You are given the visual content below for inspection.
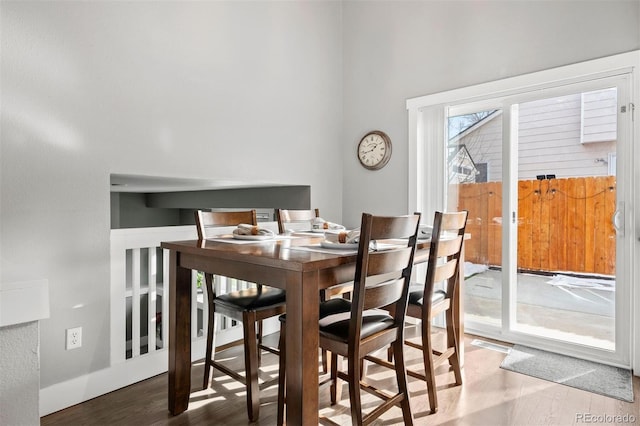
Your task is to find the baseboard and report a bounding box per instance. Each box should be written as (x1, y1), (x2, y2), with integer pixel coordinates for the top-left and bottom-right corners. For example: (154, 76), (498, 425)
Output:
(39, 338), (205, 417)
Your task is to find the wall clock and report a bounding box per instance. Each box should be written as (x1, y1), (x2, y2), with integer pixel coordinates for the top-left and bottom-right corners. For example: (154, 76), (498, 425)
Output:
(357, 130), (392, 170)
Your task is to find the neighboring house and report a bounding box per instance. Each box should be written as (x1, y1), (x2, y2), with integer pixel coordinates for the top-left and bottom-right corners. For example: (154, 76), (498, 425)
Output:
(449, 88), (617, 182)
(447, 144), (480, 183)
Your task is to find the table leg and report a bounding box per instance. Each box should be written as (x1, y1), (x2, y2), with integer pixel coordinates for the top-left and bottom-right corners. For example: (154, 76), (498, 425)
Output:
(285, 270), (320, 425)
(168, 250), (192, 415)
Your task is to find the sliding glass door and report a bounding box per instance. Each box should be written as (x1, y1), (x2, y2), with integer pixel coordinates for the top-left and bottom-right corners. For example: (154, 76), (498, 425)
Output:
(445, 74), (631, 365)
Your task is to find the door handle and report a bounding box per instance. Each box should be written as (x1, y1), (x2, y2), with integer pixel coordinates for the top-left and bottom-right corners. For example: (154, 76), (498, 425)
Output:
(612, 202), (624, 236)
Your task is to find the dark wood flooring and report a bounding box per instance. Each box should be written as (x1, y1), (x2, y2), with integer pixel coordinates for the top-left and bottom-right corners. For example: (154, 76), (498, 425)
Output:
(41, 327), (640, 425)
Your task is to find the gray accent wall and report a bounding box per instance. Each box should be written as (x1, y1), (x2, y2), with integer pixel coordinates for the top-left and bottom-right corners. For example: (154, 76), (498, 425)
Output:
(111, 185), (310, 228)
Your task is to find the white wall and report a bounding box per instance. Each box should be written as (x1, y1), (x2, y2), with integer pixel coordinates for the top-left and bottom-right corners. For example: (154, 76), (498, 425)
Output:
(1, 0), (343, 390)
(341, 0), (640, 228)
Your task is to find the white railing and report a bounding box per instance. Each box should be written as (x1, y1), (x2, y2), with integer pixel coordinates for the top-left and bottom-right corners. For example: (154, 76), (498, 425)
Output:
(110, 225), (278, 367)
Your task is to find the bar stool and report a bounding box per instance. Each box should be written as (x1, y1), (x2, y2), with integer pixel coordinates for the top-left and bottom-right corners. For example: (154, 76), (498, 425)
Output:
(195, 209), (286, 422)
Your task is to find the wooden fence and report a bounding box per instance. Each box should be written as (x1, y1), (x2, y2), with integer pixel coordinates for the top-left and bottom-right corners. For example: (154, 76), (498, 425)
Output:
(452, 176), (616, 276)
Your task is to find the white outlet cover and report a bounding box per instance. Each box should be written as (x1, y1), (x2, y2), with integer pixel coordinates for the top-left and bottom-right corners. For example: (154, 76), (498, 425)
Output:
(66, 327), (82, 350)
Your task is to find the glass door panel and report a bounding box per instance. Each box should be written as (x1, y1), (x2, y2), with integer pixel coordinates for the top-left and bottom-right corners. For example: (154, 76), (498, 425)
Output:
(513, 88), (617, 350)
(447, 109), (503, 328)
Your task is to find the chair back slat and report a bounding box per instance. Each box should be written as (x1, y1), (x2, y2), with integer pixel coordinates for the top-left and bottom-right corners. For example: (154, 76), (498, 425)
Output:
(276, 208), (320, 233)
(363, 278), (405, 311)
(366, 247), (414, 277)
(433, 258), (458, 284)
(436, 236), (464, 258)
(369, 217), (421, 240)
(195, 210), (257, 240)
(440, 212), (468, 230)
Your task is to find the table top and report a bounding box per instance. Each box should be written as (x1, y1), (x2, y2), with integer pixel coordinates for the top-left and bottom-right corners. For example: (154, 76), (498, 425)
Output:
(160, 233), (433, 272)
(160, 234), (361, 272)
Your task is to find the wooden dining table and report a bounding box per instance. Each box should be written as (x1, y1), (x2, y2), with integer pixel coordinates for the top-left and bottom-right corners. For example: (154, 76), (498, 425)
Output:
(161, 233), (465, 425)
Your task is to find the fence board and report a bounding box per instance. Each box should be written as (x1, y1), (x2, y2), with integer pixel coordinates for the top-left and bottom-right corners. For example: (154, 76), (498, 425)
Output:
(517, 180), (533, 268)
(457, 183), (483, 264)
(604, 176), (616, 274)
(593, 176), (606, 273)
(567, 178), (586, 271)
(547, 180), (559, 271)
(455, 176), (615, 276)
(531, 179), (542, 270)
(539, 179), (551, 270)
(558, 178), (568, 271)
(584, 177), (597, 273)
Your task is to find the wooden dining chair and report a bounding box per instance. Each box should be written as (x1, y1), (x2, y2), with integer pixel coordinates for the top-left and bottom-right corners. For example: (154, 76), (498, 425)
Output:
(194, 209), (286, 422)
(277, 212), (421, 425)
(275, 208), (320, 233)
(276, 207), (355, 375)
(400, 210), (468, 414)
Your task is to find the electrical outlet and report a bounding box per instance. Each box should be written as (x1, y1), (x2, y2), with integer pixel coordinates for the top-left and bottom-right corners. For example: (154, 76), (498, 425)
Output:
(66, 327), (82, 350)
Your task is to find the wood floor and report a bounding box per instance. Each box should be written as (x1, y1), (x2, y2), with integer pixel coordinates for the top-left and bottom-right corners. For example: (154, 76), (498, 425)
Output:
(42, 327), (640, 425)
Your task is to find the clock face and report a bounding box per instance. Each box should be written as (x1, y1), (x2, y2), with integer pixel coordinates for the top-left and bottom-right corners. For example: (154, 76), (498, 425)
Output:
(358, 131), (392, 170)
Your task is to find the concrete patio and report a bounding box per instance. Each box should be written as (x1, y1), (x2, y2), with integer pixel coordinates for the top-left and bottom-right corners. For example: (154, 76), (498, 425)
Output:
(464, 266), (615, 350)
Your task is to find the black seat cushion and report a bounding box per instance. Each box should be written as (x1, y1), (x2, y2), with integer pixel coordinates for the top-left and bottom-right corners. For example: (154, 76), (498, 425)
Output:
(279, 297), (351, 323)
(408, 284), (446, 307)
(320, 297), (352, 318)
(318, 308), (394, 343)
(215, 286), (286, 310)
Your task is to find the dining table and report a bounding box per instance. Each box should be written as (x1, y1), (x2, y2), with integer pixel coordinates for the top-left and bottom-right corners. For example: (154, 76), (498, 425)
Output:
(161, 232), (466, 425)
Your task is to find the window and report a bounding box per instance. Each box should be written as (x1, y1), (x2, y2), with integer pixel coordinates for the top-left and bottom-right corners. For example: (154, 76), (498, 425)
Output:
(581, 88), (617, 144)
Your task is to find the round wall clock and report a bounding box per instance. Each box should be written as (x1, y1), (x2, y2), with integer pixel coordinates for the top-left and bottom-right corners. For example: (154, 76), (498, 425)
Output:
(357, 130), (392, 170)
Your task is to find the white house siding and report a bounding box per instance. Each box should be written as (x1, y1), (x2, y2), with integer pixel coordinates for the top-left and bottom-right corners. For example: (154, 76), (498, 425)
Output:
(582, 88), (618, 144)
(459, 93), (616, 181)
(458, 113), (504, 182)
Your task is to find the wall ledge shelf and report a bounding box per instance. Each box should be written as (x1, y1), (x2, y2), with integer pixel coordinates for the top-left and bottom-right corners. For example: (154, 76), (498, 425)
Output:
(0, 280), (50, 327)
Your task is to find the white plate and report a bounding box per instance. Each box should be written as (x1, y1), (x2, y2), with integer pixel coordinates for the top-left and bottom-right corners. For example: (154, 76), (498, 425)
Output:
(418, 225), (433, 239)
(321, 240), (359, 250)
(313, 226), (346, 233)
(232, 233), (275, 241)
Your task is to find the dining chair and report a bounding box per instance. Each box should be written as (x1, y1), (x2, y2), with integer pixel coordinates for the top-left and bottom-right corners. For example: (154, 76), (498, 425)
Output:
(399, 210), (468, 414)
(276, 207), (348, 374)
(194, 209), (286, 422)
(277, 212), (421, 425)
(275, 208), (320, 233)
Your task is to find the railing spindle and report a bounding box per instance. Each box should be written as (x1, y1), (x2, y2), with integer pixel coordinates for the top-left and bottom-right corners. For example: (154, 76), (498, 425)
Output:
(131, 248), (141, 358)
(147, 247), (157, 354)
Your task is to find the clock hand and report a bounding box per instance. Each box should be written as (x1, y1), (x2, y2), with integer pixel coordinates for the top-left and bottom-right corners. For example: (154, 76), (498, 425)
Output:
(365, 142), (381, 153)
